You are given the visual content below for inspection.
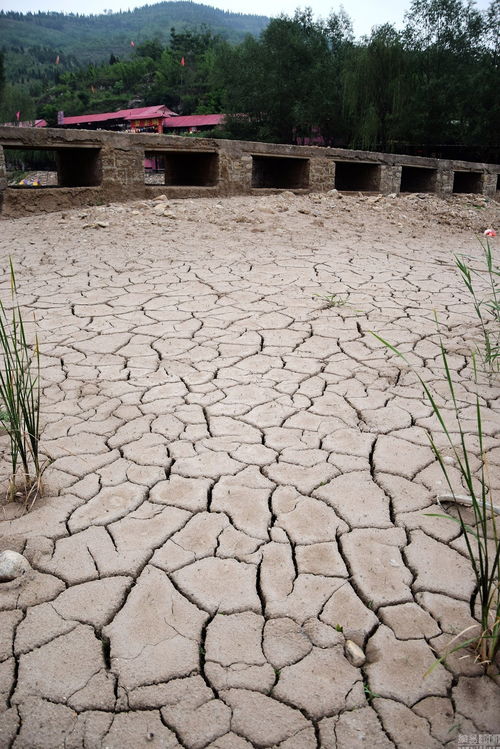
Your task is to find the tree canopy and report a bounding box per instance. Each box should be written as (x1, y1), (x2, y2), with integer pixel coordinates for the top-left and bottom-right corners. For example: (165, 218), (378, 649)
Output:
(217, 0), (499, 157)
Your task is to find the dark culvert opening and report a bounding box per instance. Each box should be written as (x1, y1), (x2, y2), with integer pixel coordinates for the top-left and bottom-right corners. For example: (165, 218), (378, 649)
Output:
(57, 148), (102, 187)
(452, 171), (483, 194)
(334, 161), (381, 191)
(149, 151), (219, 187)
(251, 155), (310, 189)
(5, 147), (102, 188)
(400, 166), (437, 193)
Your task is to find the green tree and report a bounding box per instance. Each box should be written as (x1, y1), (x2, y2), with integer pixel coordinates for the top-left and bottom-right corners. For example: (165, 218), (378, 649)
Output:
(343, 25), (406, 149)
(220, 10), (343, 143)
(401, 0), (488, 145)
(148, 27), (225, 113)
(0, 83), (36, 123)
(135, 38), (164, 60)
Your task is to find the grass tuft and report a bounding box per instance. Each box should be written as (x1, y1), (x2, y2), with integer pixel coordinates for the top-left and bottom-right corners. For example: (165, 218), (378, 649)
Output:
(0, 260), (46, 509)
(313, 291), (350, 308)
(455, 238), (499, 372)
(371, 328), (499, 668)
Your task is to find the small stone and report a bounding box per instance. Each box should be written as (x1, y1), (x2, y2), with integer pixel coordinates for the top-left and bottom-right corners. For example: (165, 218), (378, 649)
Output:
(0, 551), (31, 582)
(344, 640), (366, 667)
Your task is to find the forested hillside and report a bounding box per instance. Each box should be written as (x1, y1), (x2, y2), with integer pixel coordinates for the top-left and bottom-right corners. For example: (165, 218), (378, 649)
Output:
(0, 0), (499, 160)
(0, 1), (268, 119)
(0, 2), (268, 60)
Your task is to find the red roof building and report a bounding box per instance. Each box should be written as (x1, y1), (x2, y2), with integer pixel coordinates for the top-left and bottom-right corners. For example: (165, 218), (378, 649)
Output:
(59, 107), (225, 136)
(162, 114), (225, 134)
(62, 105), (177, 133)
(1, 110), (226, 136)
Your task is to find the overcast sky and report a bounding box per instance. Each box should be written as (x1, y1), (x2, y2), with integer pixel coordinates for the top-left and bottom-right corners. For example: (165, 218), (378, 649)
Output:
(0, 0), (493, 38)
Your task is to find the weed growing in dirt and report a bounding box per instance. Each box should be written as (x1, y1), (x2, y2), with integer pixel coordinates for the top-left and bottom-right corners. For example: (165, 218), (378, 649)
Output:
(0, 260), (45, 508)
(372, 330), (499, 668)
(362, 681), (380, 702)
(314, 292), (350, 308)
(455, 238), (499, 371)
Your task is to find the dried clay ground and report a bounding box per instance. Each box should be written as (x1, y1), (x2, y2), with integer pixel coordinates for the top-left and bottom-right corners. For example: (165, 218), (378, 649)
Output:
(0, 190), (499, 748)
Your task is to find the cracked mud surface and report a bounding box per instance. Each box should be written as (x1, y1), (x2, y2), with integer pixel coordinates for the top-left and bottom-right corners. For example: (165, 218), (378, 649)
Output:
(0, 190), (499, 748)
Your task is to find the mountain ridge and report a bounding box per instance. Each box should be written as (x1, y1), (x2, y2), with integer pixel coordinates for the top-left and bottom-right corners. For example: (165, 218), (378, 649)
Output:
(0, 2), (269, 65)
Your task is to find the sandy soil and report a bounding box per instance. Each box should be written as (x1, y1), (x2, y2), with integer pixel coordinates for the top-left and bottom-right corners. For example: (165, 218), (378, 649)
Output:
(0, 190), (499, 748)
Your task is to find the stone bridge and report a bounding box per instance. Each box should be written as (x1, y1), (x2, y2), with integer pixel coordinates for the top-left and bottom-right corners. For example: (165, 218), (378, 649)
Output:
(0, 126), (499, 217)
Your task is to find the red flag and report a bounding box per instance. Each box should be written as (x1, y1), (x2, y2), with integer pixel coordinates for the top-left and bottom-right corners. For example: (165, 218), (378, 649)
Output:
(16, 111), (20, 120)
(130, 40), (135, 47)
(55, 55), (60, 65)
(180, 56), (185, 66)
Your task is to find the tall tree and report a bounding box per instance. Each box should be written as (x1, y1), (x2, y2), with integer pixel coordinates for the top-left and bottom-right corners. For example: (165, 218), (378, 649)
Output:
(220, 10), (342, 143)
(148, 27), (225, 113)
(401, 0), (487, 145)
(342, 25), (406, 149)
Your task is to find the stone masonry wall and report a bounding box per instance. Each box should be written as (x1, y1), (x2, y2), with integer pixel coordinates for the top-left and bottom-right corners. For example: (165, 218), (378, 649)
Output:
(436, 166), (454, 195)
(309, 157), (336, 193)
(483, 172), (498, 196)
(379, 165), (402, 195)
(0, 126), (498, 217)
(101, 143), (146, 201)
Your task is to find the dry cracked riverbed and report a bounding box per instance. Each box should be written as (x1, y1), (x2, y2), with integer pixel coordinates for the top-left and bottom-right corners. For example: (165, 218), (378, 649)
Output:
(0, 190), (499, 748)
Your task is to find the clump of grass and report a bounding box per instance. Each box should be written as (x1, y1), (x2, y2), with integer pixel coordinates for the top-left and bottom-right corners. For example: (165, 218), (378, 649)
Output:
(372, 332), (499, 668)
(0, 260), (44, 509)
(455, 238), (499, 371)
(314, 291), (350, 308)
(363, 681), (381, 703)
